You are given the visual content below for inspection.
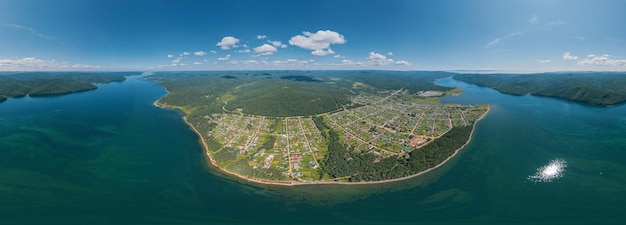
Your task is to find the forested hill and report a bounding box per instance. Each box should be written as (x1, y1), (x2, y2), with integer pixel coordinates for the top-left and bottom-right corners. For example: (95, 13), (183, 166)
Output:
(454, 72), (626, 106)
(0, 72), (128, 101)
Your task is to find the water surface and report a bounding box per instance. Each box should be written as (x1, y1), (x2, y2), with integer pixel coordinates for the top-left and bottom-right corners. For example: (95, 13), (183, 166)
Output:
(0, 76), (624, 224)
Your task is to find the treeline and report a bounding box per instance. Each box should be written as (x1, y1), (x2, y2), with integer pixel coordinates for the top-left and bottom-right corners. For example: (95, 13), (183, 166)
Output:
(320, 125), (473, 182)
(454, 72), (626, 105)
(345, 71), (455, 93)
(0, 72), (126, 99)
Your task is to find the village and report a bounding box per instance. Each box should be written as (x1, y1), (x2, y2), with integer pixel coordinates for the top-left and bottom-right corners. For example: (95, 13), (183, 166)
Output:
(205, 89), (488, 181)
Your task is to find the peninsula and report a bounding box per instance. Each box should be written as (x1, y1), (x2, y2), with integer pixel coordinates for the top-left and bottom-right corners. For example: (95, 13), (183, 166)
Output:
(151, 71), (489, 185)
(0, 72), (127, 101)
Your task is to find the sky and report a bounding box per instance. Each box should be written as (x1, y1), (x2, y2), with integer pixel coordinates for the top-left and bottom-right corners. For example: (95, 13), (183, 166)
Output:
(1, 0), (625, 72)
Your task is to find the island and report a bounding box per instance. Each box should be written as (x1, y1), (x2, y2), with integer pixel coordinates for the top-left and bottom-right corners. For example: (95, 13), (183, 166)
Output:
(0, 72), (128, 101)
(454, 72), (626, 106)
(150, 71), (489, 185)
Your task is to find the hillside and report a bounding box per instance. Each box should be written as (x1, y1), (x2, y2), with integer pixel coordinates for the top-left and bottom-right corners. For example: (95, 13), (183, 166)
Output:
(0, 72), (127, 100)
(454, 72), (626, 105)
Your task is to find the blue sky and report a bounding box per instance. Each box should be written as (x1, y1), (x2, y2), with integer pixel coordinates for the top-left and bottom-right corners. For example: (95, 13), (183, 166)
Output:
(1, 0), (625, 71)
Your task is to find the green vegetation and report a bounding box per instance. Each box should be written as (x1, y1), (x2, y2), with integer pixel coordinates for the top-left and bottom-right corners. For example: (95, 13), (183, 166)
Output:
(0, 72), (127, 100)
(320, 126), (472, 182)
(151, 71), (488, 184)
(454, 72), (626, 105)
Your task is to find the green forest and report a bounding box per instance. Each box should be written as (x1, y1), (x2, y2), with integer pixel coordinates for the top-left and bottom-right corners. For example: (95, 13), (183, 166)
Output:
(0, 72), (127, 101)
(454, 72), (626, 105)
(150, 70), (457, 117)
(319, 121), (473, 182)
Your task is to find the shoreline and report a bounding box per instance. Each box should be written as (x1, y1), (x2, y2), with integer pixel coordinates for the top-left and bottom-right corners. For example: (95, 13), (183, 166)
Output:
(153, 95), (491, 187)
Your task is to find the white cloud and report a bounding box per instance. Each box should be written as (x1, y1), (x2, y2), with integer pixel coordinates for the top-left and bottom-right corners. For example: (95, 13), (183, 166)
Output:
(366, 52), (394, 66)
(387, 51), (394, 56)
(577, 54), (626, 66)
(289, 30), (346, 55)
(0, 57), (102, 70)
(369, 52), (387, 60)
(269, 40), (287, 48)
(394, 60), (411, 66)
(563, 52), (578, 60)
(311, 49), (335, 56)
(236, 49), (251, 53)
(194, 62), (203, 65)
(257, 35), (267, 39)
(529, 15), (539, 24)
(194, 51), (207, 56)
(545, 21), (566, 26)
(172, 56), (183, 63)
(167, 54), (174, 58)
(182, 51), (191, 56)
(6, 23), (56, 40)
(270, 59), (311, 66)
(334, 54), (342, 58)
(216, 36), (240, 50)
(340, 59), (358, 65)
(536, 59), (551, 64)
(218, 54), (231, 61)
(210, 50), (217, 54)
(253, 44), (278, 55)
(486, 38), (501, 48)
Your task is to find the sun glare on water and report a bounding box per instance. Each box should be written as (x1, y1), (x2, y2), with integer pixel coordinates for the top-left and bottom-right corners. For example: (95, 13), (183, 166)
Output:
(527, 158), (567, 183)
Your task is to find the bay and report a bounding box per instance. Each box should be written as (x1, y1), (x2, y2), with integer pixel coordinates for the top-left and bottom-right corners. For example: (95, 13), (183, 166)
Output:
(0, 75), (624, 224)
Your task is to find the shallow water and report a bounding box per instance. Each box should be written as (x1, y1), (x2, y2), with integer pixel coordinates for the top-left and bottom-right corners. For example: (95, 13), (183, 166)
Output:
(0, 75), (624, 224)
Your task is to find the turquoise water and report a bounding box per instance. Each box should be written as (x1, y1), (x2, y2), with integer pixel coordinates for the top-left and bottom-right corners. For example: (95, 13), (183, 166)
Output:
(0, 75), (625, 224)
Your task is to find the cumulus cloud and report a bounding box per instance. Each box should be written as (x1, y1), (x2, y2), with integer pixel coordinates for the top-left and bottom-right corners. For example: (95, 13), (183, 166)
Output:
(194, 62), (203, 65)
(182, 51), (191, 56)
(236, 49), (251, 53)
(253, 44), (278, 55)
(387, 51), (394, 56)
(394, 60), (411, 66)
(194, 51), (207, 56)
(369, 52), (387, 60)
(257, 35), (267, 39)
(311, 49), (335, 56)
(210, 50), (217, 54)
(269, 40), (287, 48)
(216, 36), (240, 50)
(0, 57), (102, 70)
(563, 52), (578, 60)
(218, 54), (231, 61)
(365, 52), (394, 65)
(577, 54), (626, 66)
(334, 54), (342, 58)
(289, 30), (346, 56)
(167, 54), (174, 58)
